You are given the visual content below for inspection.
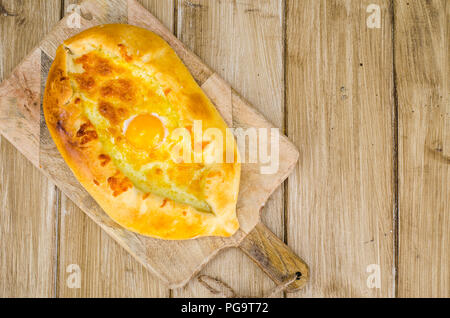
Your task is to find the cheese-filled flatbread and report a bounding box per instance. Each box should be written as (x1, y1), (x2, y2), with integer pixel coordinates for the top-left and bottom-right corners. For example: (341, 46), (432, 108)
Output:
(43, 24), (240, 240)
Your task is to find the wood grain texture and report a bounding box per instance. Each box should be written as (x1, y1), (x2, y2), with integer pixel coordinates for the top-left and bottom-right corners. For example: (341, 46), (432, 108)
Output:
(286, 0), (395, 297)
(0, 139), (59, 297)
(173, 0), (286, 297)
(0, 0), (61, 298)
(135, 0), (175, 32)
(56, 0), (173, 298)
(395, 0), (449, 298)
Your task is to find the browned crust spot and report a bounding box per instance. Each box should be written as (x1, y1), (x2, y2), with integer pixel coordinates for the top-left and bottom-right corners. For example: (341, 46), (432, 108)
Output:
(160, 198), (168, 208)
(100, 78), (135, 102)
(76, 122), (98, 145)
(107, 173), (133, 197)
(118, 44), (133, 62)
(73, 73), (96, 91)
(98, 154), (111, 167)
(75, 53), (115, 76)
(98, 100), (128, 125)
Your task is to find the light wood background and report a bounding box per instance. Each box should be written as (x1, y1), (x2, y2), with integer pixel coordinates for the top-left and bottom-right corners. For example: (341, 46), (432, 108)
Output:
(0, 0), (448, 298)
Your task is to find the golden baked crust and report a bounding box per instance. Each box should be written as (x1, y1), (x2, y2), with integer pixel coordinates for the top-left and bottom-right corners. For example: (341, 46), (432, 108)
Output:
(43, 24), (240, 240)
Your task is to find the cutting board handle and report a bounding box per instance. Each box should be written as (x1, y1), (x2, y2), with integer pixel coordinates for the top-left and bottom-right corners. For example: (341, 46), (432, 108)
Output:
(238, 222), (309, 293)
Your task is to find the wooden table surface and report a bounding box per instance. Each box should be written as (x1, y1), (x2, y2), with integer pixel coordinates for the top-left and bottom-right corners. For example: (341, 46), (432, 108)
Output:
(0, 0), (448, 298)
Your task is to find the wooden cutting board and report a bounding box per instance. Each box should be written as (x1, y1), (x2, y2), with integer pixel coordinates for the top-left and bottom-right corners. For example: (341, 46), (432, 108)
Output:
(0, 0), (308, 292)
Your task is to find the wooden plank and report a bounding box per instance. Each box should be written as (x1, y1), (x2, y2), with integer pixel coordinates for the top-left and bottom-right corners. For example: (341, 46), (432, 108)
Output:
(56, 0), (173, 297)
(0, 0), (61, 297)
(173, 0), (285, 297)
(0, 142), (59, 297)
(136, 0), (175, 31)
(395, 0), (449, 298)
(286, 0), (395, 297)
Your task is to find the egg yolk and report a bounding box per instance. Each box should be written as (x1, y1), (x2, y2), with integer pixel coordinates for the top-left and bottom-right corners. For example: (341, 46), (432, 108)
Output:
(124, 114), (166, 149)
